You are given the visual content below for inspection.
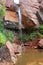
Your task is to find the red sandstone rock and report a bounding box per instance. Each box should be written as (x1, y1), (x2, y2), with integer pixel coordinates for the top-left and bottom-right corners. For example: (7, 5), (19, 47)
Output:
(38, 39), (43, 48)
(5, 0), (41, 27)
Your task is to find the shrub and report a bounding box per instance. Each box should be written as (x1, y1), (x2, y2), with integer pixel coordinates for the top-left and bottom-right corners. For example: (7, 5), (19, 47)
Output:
(0, 0), (5, 22)
(39, 25), (43, 34)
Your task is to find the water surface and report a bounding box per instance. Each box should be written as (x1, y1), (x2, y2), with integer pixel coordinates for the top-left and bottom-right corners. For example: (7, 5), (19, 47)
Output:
(16, 49), (43, 65)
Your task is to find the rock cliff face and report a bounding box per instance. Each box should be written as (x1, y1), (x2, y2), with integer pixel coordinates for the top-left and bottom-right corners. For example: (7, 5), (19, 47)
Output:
(20, 0), (40, 27)
(40, 0), (43, 8)
(4, 0), (43, 28)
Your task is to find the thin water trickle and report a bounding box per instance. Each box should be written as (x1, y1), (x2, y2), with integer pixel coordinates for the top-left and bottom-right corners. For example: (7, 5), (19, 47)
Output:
(18, 6), (22, 42)
(17, 5), (24, 55)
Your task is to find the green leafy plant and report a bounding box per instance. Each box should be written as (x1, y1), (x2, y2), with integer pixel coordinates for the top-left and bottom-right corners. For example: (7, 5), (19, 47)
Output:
(6, 31), (14, 43)
(37, 32), (43, 38)
(21, 33), (29, 42)
(39, 24), (43, 29)
(0, 30), (15, 47)
(39, 24), (43, 34)
(21, 31), (41, 42)
(29, 31), (39, 41)
(1, 30), (15, 43)
(0, 32), (7, 47)
(0, 22), (15, 47)
(0, 0), (6, 22)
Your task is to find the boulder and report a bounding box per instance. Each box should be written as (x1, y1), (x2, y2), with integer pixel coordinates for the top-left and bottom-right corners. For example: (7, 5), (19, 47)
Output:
(40, 0), (43, 8)
(0, 45), (11, 61)
(38, 39), (43, 48)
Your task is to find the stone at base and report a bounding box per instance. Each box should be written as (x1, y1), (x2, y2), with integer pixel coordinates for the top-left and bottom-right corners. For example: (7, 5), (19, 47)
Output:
(38, 39), (43, 48)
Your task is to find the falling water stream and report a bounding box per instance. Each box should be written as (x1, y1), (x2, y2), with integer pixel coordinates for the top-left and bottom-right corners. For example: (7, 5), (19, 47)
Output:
(17, 5), (23, 55)
(18, 6), (22, 42)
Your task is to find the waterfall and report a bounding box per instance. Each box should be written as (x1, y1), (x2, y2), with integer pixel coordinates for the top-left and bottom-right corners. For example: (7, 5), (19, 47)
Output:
(18, 6), (22, 42)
